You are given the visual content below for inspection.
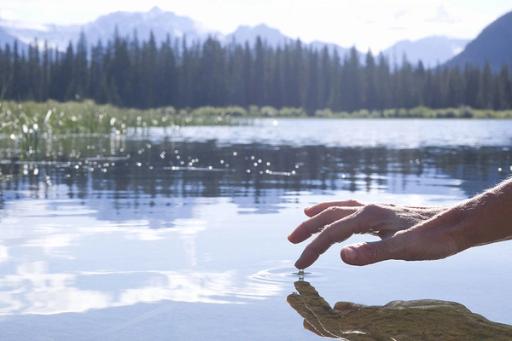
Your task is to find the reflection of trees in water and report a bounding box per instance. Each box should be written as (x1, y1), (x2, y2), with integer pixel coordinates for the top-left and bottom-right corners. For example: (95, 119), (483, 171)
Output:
(0, 138), (511, 221)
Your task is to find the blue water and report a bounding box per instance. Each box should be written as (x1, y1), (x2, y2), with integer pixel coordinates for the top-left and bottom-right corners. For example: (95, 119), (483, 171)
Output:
(0, 119), (511, 340)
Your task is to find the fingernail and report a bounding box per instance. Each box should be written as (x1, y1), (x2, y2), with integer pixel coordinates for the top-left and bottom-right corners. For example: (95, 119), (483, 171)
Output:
(288, 233), (297, 243)
(342, 247), (356, 262)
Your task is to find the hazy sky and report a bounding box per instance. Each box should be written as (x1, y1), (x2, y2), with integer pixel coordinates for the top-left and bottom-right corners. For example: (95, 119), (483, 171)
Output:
(1, 0), (511, 51)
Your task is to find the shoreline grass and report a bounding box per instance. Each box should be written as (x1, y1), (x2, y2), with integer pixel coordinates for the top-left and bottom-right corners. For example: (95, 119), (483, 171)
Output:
(0, 100), (511, 161)
(315, 107), (512, 119)
(1, 101), (512, 141)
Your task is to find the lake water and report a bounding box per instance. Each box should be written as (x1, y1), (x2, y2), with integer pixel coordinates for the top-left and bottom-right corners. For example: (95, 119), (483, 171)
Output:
(0, 119), (511, 340)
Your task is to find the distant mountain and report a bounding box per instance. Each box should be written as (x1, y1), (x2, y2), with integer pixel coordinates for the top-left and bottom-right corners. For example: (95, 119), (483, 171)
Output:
(0, 27), (25, 48)
(226, 24), (289, 46)
(2, 22), (81, 50)
(302, 41), (350, 58)
(383, 36), (468, 67)
(447, 11), (512, 70)
(226, 24), (351, 58)
(1, 7), (354, 58)
(0, 6), (477, 67)
(0, 7), (215, 49)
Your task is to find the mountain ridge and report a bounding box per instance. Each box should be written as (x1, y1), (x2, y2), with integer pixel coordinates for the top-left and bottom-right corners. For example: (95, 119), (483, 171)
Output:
(383, 35), (468, 66)
(446, 10), (512, 70)
(0, 6), (473, 66)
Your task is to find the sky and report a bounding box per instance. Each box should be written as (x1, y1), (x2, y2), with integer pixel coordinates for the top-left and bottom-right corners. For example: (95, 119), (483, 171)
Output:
(0, 0), (511, 51)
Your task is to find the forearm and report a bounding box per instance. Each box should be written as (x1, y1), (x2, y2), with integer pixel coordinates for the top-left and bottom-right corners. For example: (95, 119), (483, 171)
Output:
(384, 178), (512, 263)
(447, 178), (512, 251)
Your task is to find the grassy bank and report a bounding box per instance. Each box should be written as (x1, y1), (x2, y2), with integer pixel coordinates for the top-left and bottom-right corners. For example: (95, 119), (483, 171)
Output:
(316, 107), (512, 119)
(0, 100), (511, 161)
(0, 100), (242, 137)
(2, 101), (512, 140)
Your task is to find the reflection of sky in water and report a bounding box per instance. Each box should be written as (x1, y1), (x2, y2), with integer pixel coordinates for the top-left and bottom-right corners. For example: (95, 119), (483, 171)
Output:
(0, 197), (284, 315)
(0, 120), (511, 339)
(138, 119), (512, 148)
(0, 190), (462, 316)
(0, 189), (472, 315)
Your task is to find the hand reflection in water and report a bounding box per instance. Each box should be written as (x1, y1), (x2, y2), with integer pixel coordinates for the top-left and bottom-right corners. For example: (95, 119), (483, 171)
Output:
(287, 281), (512, 340)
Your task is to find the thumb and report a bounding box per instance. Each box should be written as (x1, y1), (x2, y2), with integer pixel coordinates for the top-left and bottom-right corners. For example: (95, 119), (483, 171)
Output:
(340, 235), (406, 266)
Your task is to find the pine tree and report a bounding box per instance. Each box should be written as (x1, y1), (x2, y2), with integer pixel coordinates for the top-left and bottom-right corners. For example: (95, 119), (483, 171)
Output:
(0, 33), (511, 112)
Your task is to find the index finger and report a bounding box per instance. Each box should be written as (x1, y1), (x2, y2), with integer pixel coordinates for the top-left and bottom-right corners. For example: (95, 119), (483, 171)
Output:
(295, 214), (363, 269)
(304, 200), (363, 217)
(288, 206), (357, 244)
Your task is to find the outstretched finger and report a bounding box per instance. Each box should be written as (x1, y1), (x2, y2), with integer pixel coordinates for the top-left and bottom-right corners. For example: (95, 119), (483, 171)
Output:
(304, 200), (363, 217)
(288, 206), (357, 244)
(294, 214), (363, 269)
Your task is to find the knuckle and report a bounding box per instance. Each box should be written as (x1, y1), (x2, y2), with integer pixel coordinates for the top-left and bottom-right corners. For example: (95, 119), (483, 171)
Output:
(305, 243), (323, 256)
(363, 243), (379, 262)
(361, 204), (385, 216)
(323, 224), (338, 239)
(324, 206), (342, 216)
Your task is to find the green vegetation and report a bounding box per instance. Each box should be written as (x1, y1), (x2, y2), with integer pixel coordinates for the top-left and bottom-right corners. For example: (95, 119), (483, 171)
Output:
(2, 33), (512, 112)
(0, 100), (237, 160)
(315, 106), (512, 119)
(0, 100), (236, 137)
(1, 100), (512, 141)
(1, 100), (511, 161)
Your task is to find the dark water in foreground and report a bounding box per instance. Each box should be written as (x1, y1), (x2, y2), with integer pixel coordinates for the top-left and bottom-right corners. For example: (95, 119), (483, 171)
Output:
(0, 119), (512, 340)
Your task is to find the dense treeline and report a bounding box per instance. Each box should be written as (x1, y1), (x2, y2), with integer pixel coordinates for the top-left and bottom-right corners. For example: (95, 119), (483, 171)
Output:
(1, 31), (511, 112)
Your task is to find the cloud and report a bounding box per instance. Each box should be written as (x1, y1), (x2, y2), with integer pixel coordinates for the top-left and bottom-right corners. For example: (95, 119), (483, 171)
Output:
(393, 9), (409, 20)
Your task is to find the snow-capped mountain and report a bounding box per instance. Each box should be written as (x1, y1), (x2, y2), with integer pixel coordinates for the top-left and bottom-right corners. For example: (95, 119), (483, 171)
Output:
(1, 7), (215, 49)
(226, 24), (289, 46)
(0, 6), (471, 67)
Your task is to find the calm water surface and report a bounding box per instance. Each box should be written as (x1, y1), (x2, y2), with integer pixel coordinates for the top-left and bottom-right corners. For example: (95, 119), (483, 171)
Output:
(0, 119), (511, 340)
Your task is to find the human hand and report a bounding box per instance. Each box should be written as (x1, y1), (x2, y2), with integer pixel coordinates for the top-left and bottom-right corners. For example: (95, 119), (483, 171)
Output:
(289, 179), (512, 268)
(288, 200), (447, 268)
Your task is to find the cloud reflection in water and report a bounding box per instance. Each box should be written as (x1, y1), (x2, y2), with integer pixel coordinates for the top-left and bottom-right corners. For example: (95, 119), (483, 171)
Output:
(0, 199), (282, 316)
(0, 267), (282, 315)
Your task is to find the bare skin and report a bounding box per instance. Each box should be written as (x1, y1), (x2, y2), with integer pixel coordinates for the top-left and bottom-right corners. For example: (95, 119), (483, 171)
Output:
(288, 178), (512, 269)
